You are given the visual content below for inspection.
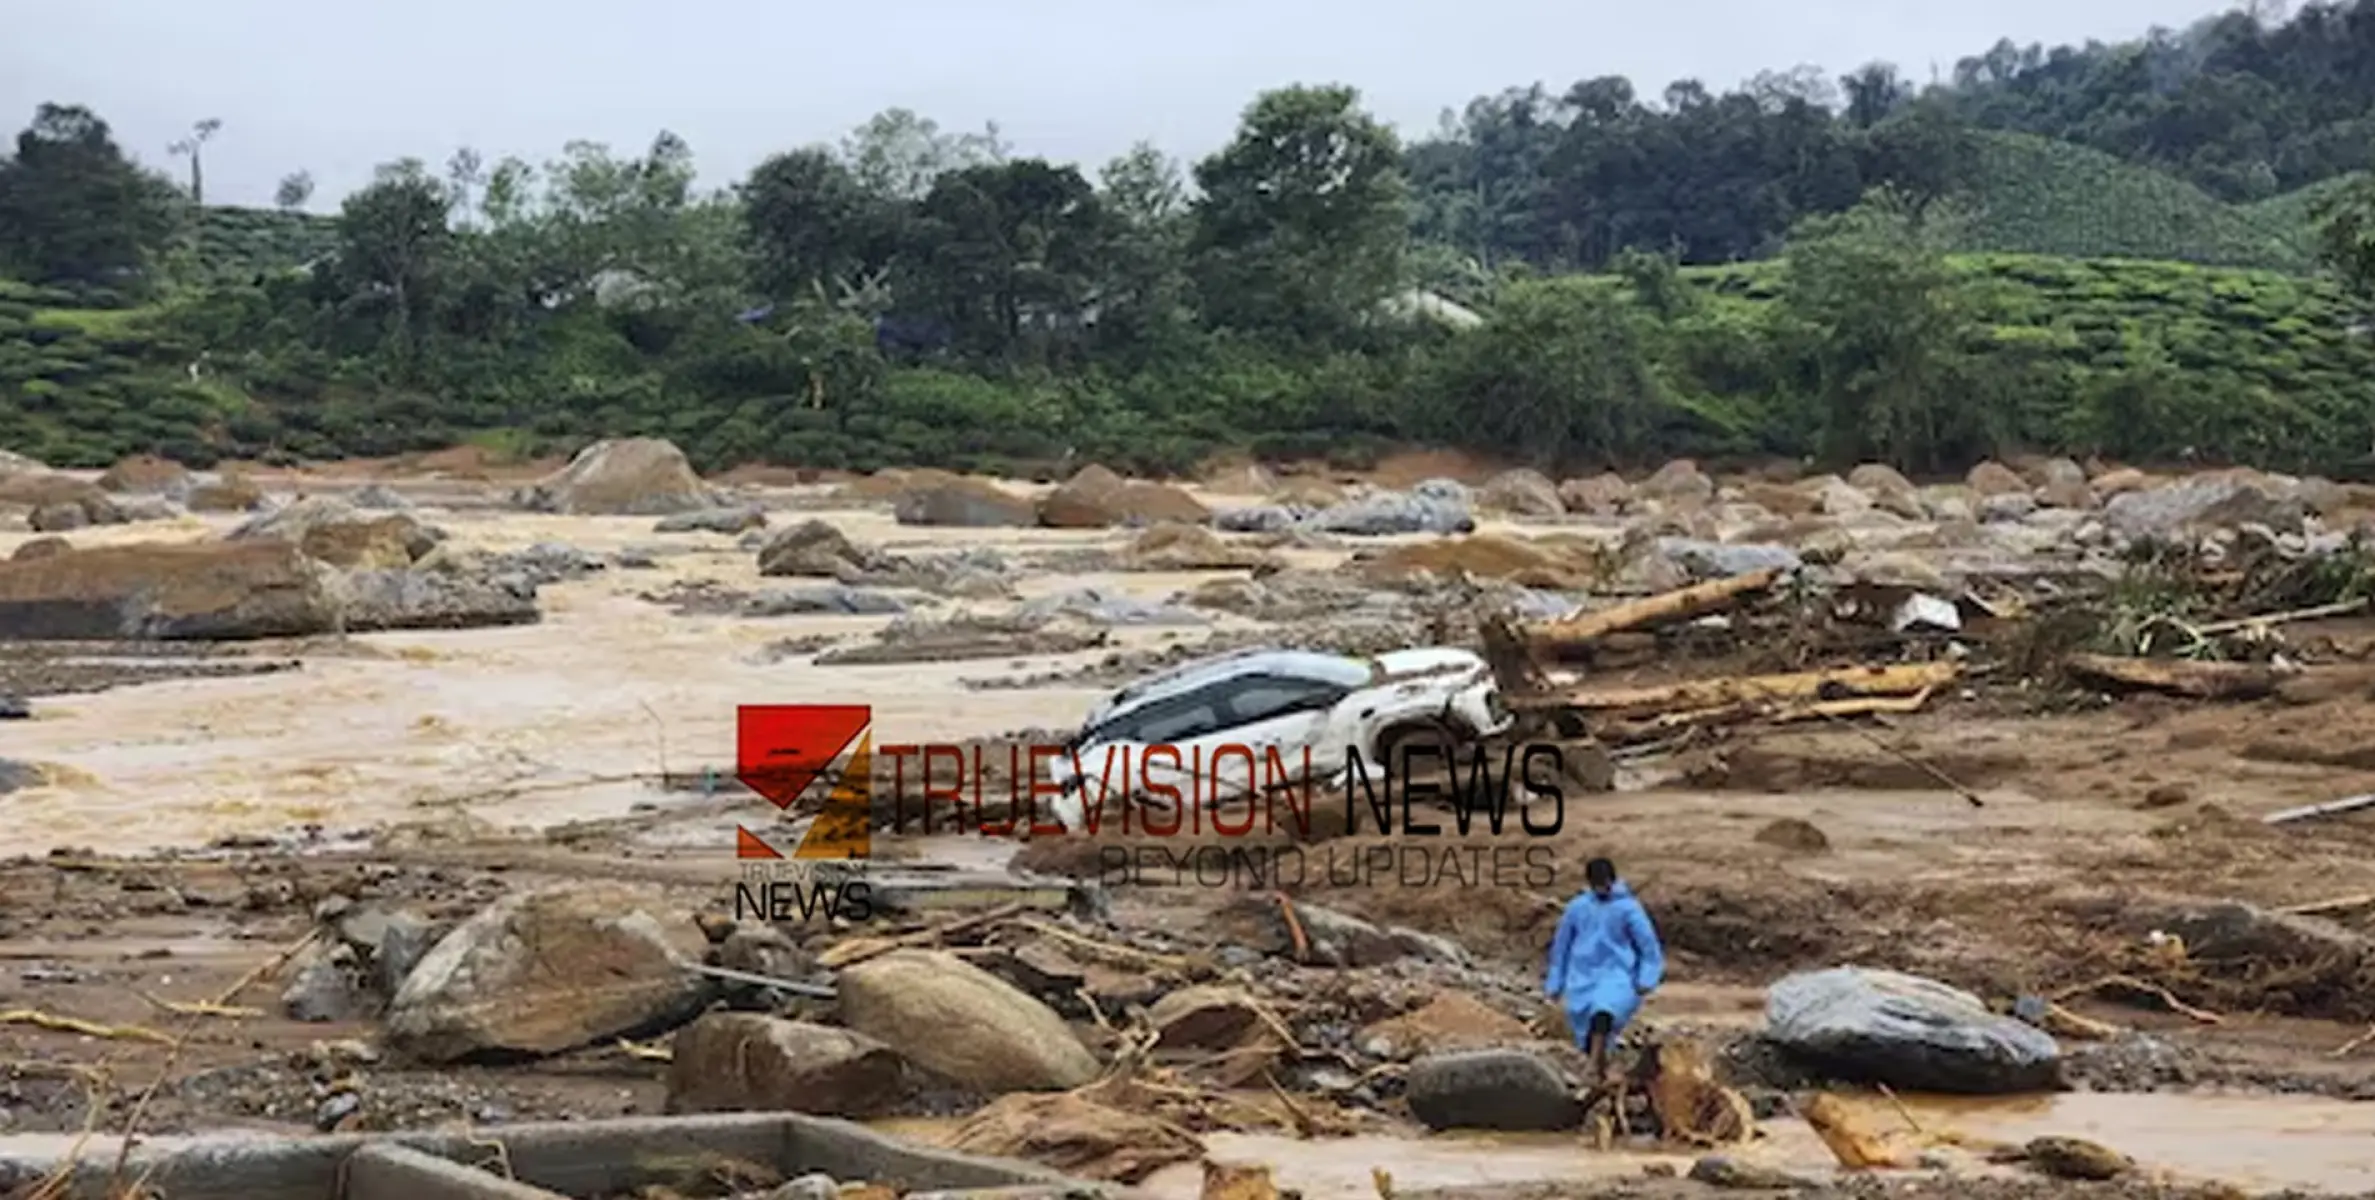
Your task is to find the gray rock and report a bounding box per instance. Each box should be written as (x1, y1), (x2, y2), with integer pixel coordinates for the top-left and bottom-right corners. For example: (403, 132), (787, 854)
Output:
(27, 503), (88, 532)
(769, 1174), (841, 1200)
(0, 759), (39, 793)
(1977, 493), (2037, 523)
(282, 944), (373, 1023)
(1653, 538), (1803, 579)
(350, 484), (411, 510)
(743, 585), (909, 617)
(2103, 479), (2309, 540)
(1404, 1049), (1581, 1131)
(1015, 587), (1208, 627)
(115, 496), (181, 522)
(0, 696), (26, 721)
(1765, 967), (2061, 1093)
(655, 505), (767, 535)
(1214, 505), (1309, 533)
(1308, 490), (1474, 536)
(338, 569), (541, 632)
(488, 542), (606, 585)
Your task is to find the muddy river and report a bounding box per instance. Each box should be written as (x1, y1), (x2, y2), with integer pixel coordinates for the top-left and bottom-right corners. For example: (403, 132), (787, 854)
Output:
(1157, 1092), (2375, 1197)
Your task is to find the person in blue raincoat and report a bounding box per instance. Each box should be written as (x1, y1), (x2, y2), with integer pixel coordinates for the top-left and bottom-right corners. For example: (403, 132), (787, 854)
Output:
(1544, 857), (1666, 1082)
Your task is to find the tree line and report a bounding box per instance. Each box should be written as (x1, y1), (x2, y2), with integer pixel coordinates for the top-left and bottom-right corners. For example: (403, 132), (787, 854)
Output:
(6, 0), (2375, 478)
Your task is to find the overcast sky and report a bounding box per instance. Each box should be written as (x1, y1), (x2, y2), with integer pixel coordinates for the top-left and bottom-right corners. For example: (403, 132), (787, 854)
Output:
(5, 0), (2242, 211)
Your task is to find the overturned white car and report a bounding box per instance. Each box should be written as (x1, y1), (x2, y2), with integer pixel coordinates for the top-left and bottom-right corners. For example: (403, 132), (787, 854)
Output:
(1044, 645), (1514, 832)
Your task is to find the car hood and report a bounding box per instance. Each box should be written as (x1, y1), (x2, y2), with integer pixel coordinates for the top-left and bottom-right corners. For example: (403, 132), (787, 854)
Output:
(1371, 647), (1485, 681)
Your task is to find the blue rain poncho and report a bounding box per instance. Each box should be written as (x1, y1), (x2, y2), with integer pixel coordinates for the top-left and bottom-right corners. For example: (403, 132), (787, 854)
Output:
(1543, 881), (1666, 1041)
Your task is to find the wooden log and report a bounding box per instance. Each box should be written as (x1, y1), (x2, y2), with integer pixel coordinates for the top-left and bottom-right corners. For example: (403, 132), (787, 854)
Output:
(1514, 661), (1959, 718)
(1527, 568), (1782, 648)
(2064, 653), (2288, 701)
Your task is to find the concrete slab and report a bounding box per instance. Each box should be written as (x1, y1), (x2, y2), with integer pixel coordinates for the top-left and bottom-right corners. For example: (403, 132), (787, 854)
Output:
(0, 1111), (1108, 1200)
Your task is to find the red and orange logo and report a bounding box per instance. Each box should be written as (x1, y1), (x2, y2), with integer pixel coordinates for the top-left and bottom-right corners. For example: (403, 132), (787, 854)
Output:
(735, 704), (872, 860)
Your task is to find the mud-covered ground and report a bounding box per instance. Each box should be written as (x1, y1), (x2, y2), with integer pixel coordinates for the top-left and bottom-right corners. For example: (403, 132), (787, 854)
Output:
(9, 447), (2375, 1197)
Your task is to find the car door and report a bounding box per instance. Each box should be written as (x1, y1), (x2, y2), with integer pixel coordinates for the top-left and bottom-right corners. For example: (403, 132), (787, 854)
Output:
(1204, 674), (1355, 803)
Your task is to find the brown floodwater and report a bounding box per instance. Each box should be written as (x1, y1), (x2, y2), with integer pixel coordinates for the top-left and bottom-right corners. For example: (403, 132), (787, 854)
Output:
(884, 1088), (2375, 1199)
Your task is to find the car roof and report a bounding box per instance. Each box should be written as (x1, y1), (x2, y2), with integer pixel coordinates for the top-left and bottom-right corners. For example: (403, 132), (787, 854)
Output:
(1081, 646), (1376, 730)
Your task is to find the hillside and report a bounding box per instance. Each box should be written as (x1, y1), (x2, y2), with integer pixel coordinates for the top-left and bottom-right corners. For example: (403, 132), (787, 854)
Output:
(1947, 132), (2316, 271)
(0, 281), (244, 467)
(1684, 252), (2375, 465)
(189, 206), (337, 282)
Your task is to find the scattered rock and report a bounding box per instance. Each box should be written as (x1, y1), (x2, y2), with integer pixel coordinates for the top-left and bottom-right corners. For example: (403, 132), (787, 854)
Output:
(1279, 901), (1407, 967)
(836, 949), (1100, 1092)
(1038, 466), (1211, 528)
(1559, 473), (1633, 515)
(1639, 460), (1714, 507)
(1967, 461), (2029, 497)
(28, 502), (90, 532)
(385, 885), (715, 1063)
(1687, 1156), (1815, 1190)
(1119, 523), (1277, 571)
(0, 540), (341, 641)
(1404, 1049), (1581, 1131)
(943, 1092), (1203, 1184)
(742, 584), (908, 617)
(655, 505), (767, 535)
(1478, 469), (1565, 517)
(336, 568), (541, 631)
(2023, 1136), (2131, 1181)
(2103, 478), (2309, 539)
(513, 438), (717, 515)
(1304, 485), (1474, 537)
(665, 1013), (912, 1118)
(185, 472), (268, 512)
(229, 496), (442, 570)
(895, 477), (1038, 528)
(1765, 967), (2062, 1093)
(1753, 818), (1830, 854)
(1652, 538), (1802, 579)
(1017, 587), (1207, 627)
(281, 943), (374, 1023)
(2138, 783), (2193, 810)
(0, 696), (27, 721)
(757, 519), (880, 577)
(350, 483), (411, 510)
(96, 455), (190, 495)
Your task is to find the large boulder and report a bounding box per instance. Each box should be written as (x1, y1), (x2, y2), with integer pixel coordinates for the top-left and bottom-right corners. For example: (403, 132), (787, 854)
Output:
(1638, 460), (1714, 507)
(385, 885), (715, 1063)
(97, 455), (191, 496)
(1306, 483), (1474, 537)
(229, 496), (442, 570)
(1119, 523), (1277, 571)
(335, 569), (540, 631)
(2103, 477), (2309, 539)
(1478, 469), (1565, 518)
(1764, 967), (2061, 1094)
(1038, 470), (1210, 529)
(757, 519), (883, 577)
(665, 1013), (912, 1118)
(895, 478), (1039, 528)
(836, 949), (1099, 1092)
(1404, 1049), (1581, 1131)
(513, 438), (715, 516)
(1559, 472), (1633, 516)
(0, 541), (341, 641)
(0, 449), (45, 477)
(1966, 461), (2029, 497)
(185, 471), (268, 513)
(0, 472), (124, 529)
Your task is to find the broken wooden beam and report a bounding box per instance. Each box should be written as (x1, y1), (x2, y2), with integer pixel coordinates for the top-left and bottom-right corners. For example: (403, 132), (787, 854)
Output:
(2063, 653), (2289, 701)
(1513, 661), (1958, 718)
(1527, 568), (1782, 648)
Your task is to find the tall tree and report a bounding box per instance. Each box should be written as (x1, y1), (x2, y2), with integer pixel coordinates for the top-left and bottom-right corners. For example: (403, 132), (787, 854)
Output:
(743, 146), (893, 301)
(1092, 141), (1194, 360)
(0, 103), (181, 289)
(1189, 84), (1412, 344)
(166, 117), (222, 204)
(333, 158), (456, 360)
(902, 158), (1111, 360)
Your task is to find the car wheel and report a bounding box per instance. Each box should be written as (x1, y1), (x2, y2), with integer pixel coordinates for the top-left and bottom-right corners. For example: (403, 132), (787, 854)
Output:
(1374, 717), (1468, 784)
